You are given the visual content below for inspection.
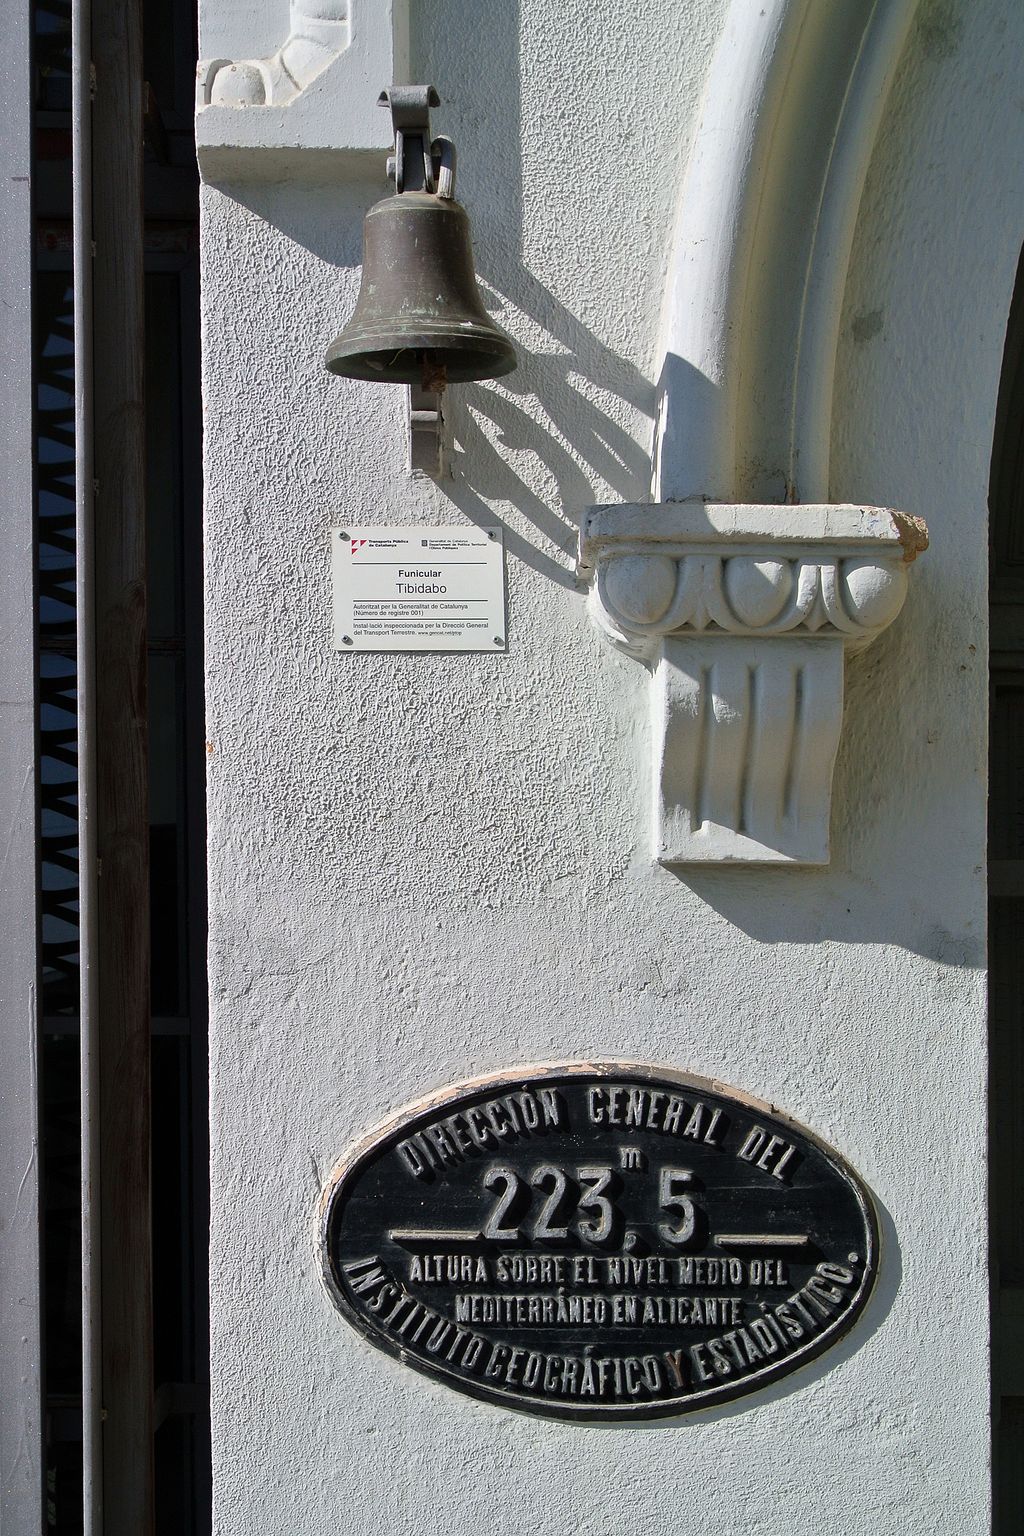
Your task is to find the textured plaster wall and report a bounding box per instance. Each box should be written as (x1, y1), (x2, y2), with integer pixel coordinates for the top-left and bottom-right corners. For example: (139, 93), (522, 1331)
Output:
(201, 1), (1014, 1531)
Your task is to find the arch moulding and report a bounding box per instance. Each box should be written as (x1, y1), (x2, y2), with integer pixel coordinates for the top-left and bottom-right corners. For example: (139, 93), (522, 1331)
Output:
(580, 0), (926, 866)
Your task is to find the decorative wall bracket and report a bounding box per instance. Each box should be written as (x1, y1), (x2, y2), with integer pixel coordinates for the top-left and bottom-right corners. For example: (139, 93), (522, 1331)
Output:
(579, 503), (928, 865)
(195, 1), (409, 182)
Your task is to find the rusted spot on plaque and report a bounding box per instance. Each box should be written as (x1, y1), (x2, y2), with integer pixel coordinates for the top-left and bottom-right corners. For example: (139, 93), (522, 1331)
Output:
(319, 1063), (879, 1420)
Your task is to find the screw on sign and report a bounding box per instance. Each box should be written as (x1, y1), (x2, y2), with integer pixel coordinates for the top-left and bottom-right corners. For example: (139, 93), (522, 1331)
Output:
(319, 1063), (879, 1421)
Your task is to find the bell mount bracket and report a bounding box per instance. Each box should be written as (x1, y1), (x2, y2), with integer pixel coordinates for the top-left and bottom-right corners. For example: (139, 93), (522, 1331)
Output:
(379, 84), (454, 476)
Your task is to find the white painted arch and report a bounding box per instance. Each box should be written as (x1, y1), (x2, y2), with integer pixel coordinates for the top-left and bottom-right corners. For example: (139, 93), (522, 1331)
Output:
(654, 0), (919, 505)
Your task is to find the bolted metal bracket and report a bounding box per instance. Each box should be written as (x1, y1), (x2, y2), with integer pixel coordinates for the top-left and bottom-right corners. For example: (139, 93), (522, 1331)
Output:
(380, 85), (438, 193)
(408, 385), (448, 478)
(380, 86), (453, 479)
(380, 86), (457, 200)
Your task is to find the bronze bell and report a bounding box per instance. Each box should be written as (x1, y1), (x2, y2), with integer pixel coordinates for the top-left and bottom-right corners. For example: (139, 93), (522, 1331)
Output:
(325, 86), (517, 388)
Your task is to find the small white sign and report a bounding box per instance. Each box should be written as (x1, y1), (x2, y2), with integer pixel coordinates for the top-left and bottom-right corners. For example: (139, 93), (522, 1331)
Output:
(332, 525), (506, 652)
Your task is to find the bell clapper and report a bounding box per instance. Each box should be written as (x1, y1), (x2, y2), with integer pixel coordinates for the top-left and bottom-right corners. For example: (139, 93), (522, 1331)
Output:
(421, 356), (448, 396)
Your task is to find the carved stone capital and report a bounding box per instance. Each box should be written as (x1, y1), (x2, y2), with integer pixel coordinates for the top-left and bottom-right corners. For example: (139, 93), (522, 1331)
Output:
(579, 504), (927, 865)
(581, 503), (927, 661)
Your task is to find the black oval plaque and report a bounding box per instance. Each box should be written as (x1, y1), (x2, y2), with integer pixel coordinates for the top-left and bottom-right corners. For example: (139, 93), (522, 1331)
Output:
(320, 1062), (879, 1420)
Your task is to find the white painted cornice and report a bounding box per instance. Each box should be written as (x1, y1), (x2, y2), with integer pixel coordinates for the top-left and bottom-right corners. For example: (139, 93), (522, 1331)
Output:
(195, 0), (409, 182)
(198, 2), (349, 110)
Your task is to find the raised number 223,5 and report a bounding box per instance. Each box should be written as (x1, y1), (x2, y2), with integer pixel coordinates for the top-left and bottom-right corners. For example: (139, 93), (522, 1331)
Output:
(480, 1163), (697, 1247)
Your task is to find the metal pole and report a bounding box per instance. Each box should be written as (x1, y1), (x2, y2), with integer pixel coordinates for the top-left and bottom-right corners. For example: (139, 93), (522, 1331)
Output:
(0, 3), (44, 1529)
(71, 0), (103, 1528)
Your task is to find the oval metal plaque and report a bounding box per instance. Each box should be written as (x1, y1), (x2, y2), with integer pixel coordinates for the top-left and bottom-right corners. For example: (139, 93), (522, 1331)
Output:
(320, 1063), (879, 1420)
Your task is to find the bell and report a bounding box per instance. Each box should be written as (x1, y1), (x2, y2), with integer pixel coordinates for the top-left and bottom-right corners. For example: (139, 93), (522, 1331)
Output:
(325, 86), (517, 388)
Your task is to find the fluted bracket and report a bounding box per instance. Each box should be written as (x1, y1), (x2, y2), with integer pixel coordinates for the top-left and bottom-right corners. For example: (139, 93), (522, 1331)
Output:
(580, 503), (927, 865)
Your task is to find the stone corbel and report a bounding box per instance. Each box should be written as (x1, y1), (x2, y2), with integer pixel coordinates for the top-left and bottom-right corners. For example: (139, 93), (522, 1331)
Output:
(579, 503), (927, 866)
(195, 1), (409, 181)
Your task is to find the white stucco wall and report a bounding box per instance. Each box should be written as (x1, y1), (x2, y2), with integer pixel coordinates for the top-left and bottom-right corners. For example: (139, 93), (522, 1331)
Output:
(200, 1), (1019, 1530)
